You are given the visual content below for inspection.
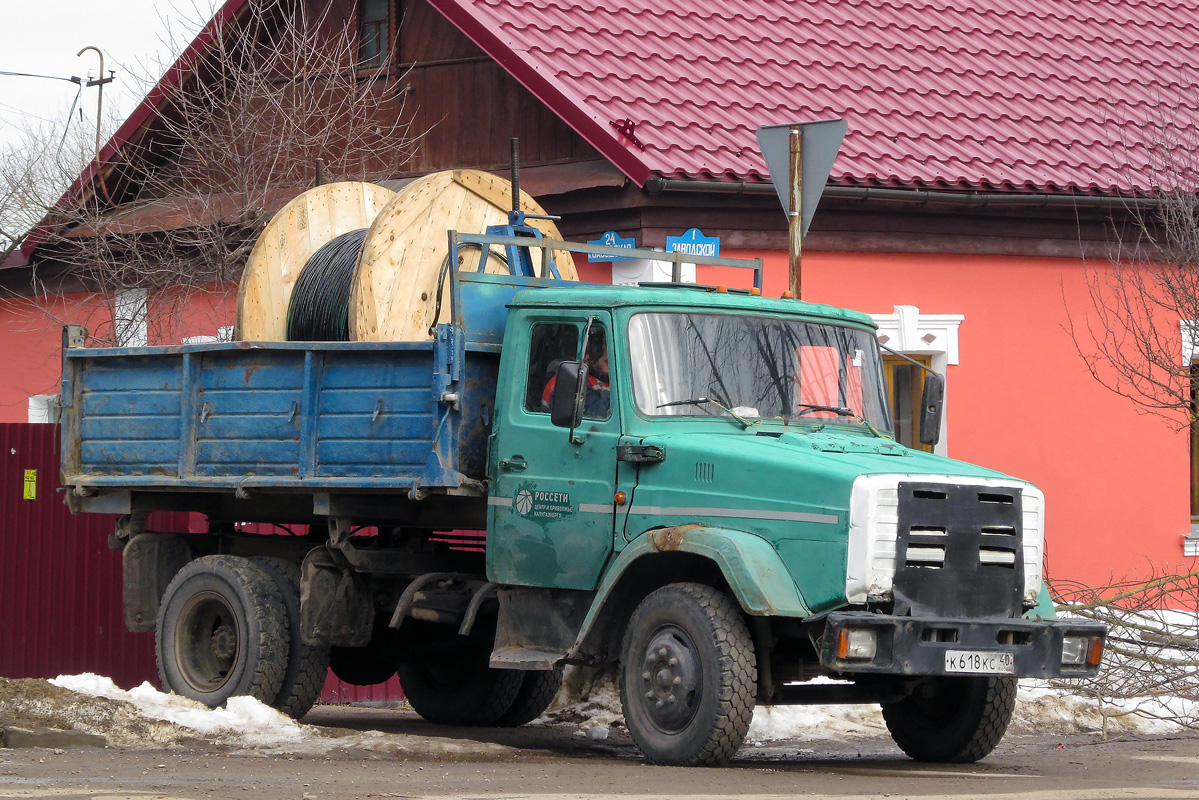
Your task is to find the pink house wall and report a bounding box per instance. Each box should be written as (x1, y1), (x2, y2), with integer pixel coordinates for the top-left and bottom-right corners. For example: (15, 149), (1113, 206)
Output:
(1, 249), (1189, 590)
(700, 248), (1192, 589)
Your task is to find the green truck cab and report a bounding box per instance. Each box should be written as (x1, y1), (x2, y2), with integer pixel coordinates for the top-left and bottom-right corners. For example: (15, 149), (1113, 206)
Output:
(483, 282), (1103, 764)
(60, 232), (1104, 768)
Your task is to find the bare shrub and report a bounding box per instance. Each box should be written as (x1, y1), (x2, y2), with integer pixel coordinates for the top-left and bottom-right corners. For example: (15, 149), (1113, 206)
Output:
(1050, 568), (1199, 736)
(7, 0), (419, 345)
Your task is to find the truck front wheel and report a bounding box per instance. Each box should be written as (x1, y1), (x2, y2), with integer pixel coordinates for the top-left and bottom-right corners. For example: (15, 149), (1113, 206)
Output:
(619, 583), (756, 766)
(882, 675), (1016, 762)
(156, 555), (289, 707)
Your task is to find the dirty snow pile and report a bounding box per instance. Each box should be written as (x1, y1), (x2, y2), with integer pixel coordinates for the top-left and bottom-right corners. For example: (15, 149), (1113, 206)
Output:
(3, 674), (511, 757)
(537, 672), (1198, 745)
(4, 670), (1196, 754)
(48, 674), (312, 748)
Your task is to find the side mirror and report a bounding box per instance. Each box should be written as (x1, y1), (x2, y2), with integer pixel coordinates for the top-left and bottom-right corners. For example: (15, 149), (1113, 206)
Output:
(918, 372), (944, 446)
(550, 361), (587, 428)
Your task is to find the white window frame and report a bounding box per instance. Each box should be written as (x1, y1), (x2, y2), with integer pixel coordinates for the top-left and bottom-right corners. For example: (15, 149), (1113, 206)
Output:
(1181, 320), (1199, 555)
(113, 288), (149, 347)
(28, 394), (59, 423)
(870, 305), (963, 456)
(610, 250), (697, 285)
(182, 326), (234, 346)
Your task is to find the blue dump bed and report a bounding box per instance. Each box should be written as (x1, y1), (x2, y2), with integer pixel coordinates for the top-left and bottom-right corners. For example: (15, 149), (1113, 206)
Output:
(59, 266), (592, 496)
(60, 331), (498, 495)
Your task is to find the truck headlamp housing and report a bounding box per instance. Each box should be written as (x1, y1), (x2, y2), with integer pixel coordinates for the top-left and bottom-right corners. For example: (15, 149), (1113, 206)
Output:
(1061, 635), (1087, 665)
(837, 628), (878, 661)
(1062, 634), (1105, 667)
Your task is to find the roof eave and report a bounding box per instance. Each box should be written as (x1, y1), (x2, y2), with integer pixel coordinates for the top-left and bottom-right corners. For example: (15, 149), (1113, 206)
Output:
(425, 0), (651, 187)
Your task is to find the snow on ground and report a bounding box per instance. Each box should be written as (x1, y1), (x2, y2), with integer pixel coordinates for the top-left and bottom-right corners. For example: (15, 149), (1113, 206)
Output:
(0, 671), (1193, 753)
(537, 673), (1194, 745)
(49, 674), (311, 748)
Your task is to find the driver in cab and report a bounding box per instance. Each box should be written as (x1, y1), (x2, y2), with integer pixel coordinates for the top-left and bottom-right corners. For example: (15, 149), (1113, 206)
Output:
(542, 333), (610, 418)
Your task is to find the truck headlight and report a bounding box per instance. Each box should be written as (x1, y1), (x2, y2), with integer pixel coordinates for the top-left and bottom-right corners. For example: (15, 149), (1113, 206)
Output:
(837, 628), (878, 660)
(1062, 634), (1104, 667)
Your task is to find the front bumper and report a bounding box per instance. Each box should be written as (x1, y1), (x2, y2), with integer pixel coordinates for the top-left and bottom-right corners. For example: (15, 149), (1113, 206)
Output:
(820, 611), (1106, 679)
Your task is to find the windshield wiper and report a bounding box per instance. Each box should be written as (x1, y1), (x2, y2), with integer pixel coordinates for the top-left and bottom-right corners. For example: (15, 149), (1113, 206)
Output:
(657, 397), (759, 430)
(788, 404), (889, 439)
(792, 403), (855, 418)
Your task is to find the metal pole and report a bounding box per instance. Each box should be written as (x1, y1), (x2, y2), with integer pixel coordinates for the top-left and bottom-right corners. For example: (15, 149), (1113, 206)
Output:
(77, 47), (114, 164)
(510, 138), (521, 215)
(788, 125), (803, 299)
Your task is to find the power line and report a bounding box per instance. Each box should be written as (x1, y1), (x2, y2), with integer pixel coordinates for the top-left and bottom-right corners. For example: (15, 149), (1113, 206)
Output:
(0, 70), (82, 85)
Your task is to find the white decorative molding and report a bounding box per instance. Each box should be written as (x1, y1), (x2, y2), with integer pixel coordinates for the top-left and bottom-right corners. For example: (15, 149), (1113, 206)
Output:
(871, 305), (963, 364)
(1181, 320), (1199, 366)
(869, 305), (964, 457)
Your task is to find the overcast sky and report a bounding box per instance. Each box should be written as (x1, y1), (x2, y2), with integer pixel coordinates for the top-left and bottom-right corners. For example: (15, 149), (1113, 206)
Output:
(1, 0), (220, 148)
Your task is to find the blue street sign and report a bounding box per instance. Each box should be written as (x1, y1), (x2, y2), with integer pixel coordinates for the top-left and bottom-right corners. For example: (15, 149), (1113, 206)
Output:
(666, 228), (720, 258)
(587, 231), (637, 261)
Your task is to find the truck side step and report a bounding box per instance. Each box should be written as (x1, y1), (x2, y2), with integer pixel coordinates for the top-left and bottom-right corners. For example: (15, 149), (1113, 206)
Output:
(489, 646), (562, 670)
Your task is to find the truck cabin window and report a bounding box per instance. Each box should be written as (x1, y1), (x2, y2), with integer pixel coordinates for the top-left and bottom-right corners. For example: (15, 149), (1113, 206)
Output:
(628, 312), (890, 432)
(525, 323), (611, 420)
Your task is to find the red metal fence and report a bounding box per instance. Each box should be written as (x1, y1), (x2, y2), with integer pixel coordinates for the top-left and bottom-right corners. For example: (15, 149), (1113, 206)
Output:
(0, 423), (403, 705)
(0, 423), (156, 687)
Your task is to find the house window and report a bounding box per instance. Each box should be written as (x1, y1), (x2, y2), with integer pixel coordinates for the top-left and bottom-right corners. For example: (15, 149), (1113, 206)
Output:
(883, 354), (933, 452)
(870, 304), (962, 456)
(358, 0), (391, 67)
(1179, 322), (1199, 555)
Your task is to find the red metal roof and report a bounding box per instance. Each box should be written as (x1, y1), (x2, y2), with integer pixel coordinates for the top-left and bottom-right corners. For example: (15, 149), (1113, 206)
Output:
(428, 0), (1199, 194)
(10, 0), (1196, 270)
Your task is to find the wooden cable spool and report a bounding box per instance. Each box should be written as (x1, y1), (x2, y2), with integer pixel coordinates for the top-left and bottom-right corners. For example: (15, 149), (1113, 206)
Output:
(234, 181), (397, 341)
(349, 169), (578, 342)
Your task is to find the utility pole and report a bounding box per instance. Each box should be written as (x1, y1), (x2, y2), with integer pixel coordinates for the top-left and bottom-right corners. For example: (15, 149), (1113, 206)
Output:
(77, 46), (115, 163)
(788, 125), (803, 299)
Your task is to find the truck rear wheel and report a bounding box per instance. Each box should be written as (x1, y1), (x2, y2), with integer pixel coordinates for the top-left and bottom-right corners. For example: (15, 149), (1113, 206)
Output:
(882, 675), (1016, 762)
(156, 555), (289, 707)
(329, 622), (400, 685)
(495, 668), (563, 727)
(250, 557), (331, 719)
(397, 627), (523, 726)
(619, 583), (756, 766)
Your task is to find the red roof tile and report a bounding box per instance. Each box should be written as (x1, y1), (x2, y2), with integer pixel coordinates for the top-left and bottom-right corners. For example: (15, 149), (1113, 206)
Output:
(429, 0), (1199, 193)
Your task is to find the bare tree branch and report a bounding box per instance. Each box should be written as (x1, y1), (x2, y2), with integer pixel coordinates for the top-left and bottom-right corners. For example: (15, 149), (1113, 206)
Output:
(9, 0), (418, 346)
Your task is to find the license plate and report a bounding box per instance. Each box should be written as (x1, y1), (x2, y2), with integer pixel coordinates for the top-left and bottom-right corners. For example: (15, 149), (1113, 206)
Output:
(944, 650), (1014, 675)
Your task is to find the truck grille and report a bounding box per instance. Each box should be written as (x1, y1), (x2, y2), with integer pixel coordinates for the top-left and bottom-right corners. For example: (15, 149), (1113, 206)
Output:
(892, 482), (1025, 618)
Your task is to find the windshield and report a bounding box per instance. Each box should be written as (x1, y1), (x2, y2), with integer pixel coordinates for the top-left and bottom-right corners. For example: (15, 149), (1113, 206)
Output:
(628, 311), (891, 431)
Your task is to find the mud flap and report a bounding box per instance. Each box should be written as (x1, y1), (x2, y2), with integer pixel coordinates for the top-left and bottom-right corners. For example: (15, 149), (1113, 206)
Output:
(122, 533), (191, 632)
(301, 547), (373, 647)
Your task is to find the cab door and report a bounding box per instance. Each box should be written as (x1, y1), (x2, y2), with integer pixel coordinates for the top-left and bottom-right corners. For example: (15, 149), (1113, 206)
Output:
(487, 314), (619, 590)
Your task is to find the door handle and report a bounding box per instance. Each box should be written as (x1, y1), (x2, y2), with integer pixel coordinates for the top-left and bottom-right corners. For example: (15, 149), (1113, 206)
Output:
(500, 455), (528, 472)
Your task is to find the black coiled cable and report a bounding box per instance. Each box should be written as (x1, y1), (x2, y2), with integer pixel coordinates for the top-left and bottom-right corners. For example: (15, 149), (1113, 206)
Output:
(286, 228), (369, 341)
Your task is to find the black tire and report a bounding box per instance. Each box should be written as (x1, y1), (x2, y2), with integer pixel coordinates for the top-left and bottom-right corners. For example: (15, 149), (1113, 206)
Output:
(329, 625), (400, 686)
(619, 582), (756, 766)
(250, 557), (331, 719)
(882, 675), (1016, 763)
(495, 667), (563, 728)
(156, 555), (289, 707)
(398, 628), (523, 726)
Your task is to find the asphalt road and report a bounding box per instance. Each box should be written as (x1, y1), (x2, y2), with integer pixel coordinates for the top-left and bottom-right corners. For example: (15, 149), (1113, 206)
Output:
(2, 705), (1199, 800)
